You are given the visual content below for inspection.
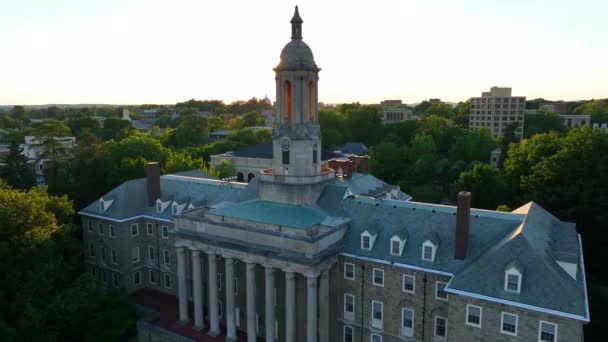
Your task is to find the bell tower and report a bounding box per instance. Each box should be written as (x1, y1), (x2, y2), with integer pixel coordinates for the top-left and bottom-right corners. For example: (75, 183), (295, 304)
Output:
(272, 6), (321, 178)
(259, 6), (334, 206)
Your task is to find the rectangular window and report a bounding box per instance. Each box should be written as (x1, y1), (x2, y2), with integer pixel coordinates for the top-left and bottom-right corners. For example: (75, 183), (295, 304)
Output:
(436, 281), (448, 300)
(391, 240), (400, 255)
(148, 246), (155, 264)
(282, 150), (289, 165)
(111, 248), (117, 264)
(100, 246), (106, 264)
(312, 149), (318, 164)
(434, 316), (447, 338)
(161, 225), (169, 239)
(147, 223), (153, 235)
(371, 301), (383, 329)
(130, 224), (138, 237)
(112, 273), (119, 288)
(132, 247), (140, 263)
(402, 274), (415, 293)
(344, 262), (355, 280)
(539, 321), (557, 342)
(371, 334), (382, 342)
(149, 270), (156, 284)
(163, 249), (170, 267)
(164, 274), (171, 288)
(109, 224), (115, 238)
(88, 221), (93, 232)
(344, 294), (354, 321)
(466, 304), (482, 327)
(501, 312), (518, 336)
(98, 223), (104, 235)
(134, 271), (141, 285)
(218, 273), (222, 291)
(361, 235), (370, 250)
(89, 243), (95, 257)
(343, 326), (353, 342)
(234, 277), (239, 296)
(373, 268), (384, 287)
(423, 245), (434, 261)
(507, 274), (519, 292)
(402, 308), (414, 337)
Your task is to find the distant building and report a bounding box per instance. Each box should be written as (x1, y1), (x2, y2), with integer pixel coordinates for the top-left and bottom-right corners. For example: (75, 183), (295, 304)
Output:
(428, 98), (441, 104)
(380, 99), (402, 106)
(132, 119), (156, 132)
(263, 95), (273, 106)
(261, 109), (275, 126)
(593, 123), (608, 133)
(540, 102), (569, 115)
(334, 142), (368, 156)
(382, 106), (417, 124)
(22, 135), (76, 185)
(490, 147), (502, 169)
(469, 87), (526, 139)
(121, 108), (131, 121)
(560, 115), (590, 129)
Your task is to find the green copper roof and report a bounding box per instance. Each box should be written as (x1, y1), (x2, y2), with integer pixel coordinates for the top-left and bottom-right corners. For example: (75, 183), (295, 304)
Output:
(208, 200), (327, 230)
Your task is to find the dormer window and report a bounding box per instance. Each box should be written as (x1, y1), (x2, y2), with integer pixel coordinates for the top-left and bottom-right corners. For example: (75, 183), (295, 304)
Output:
(504, 264), (523, 294)
(100, 201), (105, 212)
(156, 199), (163, 213)
(422, 240), (437, 261)
(172, 203), (178, 215)
(390, 234), (407, 256)
(361, 230), (377, 251)
(99, 198), (113, 213)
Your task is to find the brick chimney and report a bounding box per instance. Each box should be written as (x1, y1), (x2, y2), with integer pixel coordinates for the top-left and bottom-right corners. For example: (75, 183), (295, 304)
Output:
(328, 158), (354, 179)
(455, 191), (471, 260)
(146, 162), (161, 206)
(349, 155), (369, 174)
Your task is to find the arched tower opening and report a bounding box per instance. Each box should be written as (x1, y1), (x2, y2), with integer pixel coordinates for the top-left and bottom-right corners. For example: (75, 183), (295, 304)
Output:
(308, 81), (315, 122)
(284, 80), (292, 123)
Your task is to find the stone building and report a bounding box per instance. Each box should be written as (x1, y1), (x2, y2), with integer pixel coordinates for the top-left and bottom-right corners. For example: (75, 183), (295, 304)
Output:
(469, 87), (526, 139)
(80, 7), (588, 342)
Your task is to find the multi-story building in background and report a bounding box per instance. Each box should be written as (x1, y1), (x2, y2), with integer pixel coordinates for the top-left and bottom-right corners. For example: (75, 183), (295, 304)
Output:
(80, 8), (588, 342)
(469, 87), (526, 139)
(382, 106), (417, 124)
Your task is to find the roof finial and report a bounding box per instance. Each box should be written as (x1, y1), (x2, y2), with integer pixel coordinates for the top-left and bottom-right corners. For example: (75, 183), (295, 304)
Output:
(290, 5), (303, 40)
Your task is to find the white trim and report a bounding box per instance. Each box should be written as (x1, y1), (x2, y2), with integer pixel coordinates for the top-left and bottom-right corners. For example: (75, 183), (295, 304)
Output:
(422, 240), (436, 261)
(445, 287), (589, 322)
(434, 315), (448, 339)
(164, 274), (172, 289)
(500, 312), (518, 336)
(466, 304), (482, 328)
(149, 269), (156, 284)
(372, 268), (384, 287)
(134, 270), (142, 286)
(538, 320), (558, 342)
(344, 262), (355, 280)
(163, 249), (170, 268)
(578, 233), (591, 322)
(109, 224), (116, 238)
(344, 293), (354, 321)
(401, 307), (414, 337)
(402, 274), (415, 294)
(435, 281), (448, 301)
(132, 246), (140, 263)
(361, 231), (373, 250)
(148, 245), (155, 264)
(504, 268), (522, 293)
(340, 252), (452, 276)
(390, 235), (406, 256)
(146, 222), (153, 236)
(371, 300), (383, 330)
(370, 333), (382, 342)
(343, 325), (353, 342)
(111, 248), (117, 265)
(130, 223), (139, 237)
(78, 211), (173, 223)
(98, 222), (105, 235)
(161, 225), (169, 239)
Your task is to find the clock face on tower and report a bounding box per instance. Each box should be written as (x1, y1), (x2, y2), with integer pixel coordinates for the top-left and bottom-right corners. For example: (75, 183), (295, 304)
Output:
(280, 136), (291, 151)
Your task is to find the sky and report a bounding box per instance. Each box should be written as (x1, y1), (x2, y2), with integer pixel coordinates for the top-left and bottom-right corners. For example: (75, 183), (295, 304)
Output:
(0, 0), (607, 105)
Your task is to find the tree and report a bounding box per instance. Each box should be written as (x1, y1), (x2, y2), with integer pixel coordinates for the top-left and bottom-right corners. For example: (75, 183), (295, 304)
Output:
(448, 129), (499, 163)
(453, 101), (470, 127)
(573, 99), (608, 123)
(523, 112), (565, 138)
(370, 142), (406, 184)
(169, 115), (209, 147)
(319, 108), (349, 149)
(208, 115), (227, 132)
(163, 152), (218, 176)
(421, 103), (455, 120)
(497, 121), (519, 168)
(228, 116), (245, 130)
(67, 116), (101, 137)
(8, 105), (26, 122)
(1, 141), (35, 190)
(451, 162), (511, 210)
(241, 111), (265, 127)
(346, 106), (383, 147)
(215, 160), (237, 179)
(105, 133), (170, 185)
(102, 117), (133, 141)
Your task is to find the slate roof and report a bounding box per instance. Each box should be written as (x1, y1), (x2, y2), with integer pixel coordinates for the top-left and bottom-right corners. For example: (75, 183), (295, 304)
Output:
(232, 141), (339, 161)
(337, 142), (368, 156)
(333, 172), (412, 200)
(79, 173), (257, 222)
(332, 196), (588, 320)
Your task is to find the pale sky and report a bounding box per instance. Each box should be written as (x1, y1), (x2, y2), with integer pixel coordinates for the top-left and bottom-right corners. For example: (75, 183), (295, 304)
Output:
(1, 0), (606, 105)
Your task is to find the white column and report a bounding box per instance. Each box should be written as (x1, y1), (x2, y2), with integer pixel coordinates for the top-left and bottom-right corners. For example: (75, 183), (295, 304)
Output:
(285, 271), (296, 342)
(319, 270), (329, 342)
(192, 250), (204, 330)
(246, 262), (257, 342)
(177, 246), (189, 324)
(265, 266), (276, 342)
(225, 257), (237, 341)
(306, 275), (318, 342)
(207, 251), (220, 336)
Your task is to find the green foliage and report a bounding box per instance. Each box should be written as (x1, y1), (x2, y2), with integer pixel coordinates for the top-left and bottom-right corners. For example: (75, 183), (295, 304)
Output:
(169, 115), (209, 148)
(1, 141), (34, 189)
(448, 129), (499, 163)
(523, 112), (565, 138)
(227, 128), (271, 146)
(241, 111), (266, 127)
(208, 115), (227, 132)
(32, 119), (71, 137)
(346, 106), (383, 147)
(105, 133), (170, 185)
(215, 159), (237, 179)
(163, 152), (218, 176)
(453, 100), (471, 127)
(102, 117), (133, 141)
(370, 143), (406, 185)
(0, 186), (135, 341)
(67, 116), (101, 137)
(319, 108), (350, 148)
(573, 99), (608, 123)
(451, 162), (511, 210)
(421, 103), (455, 119)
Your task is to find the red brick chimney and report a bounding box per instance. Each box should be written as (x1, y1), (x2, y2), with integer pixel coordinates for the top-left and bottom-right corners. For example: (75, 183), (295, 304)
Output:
(455, 191), (471, 260)
(146, 162), (161, 206)
(328, 158), (354, 179)
(351, 155), (369, 174)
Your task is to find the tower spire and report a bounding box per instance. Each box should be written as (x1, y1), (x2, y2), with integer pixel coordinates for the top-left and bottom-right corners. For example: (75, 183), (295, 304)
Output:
(290, 6), (303, 40)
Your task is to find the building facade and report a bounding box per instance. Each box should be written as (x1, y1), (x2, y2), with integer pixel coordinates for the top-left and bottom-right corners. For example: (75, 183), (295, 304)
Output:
(382, 106), (417, 124)
(80, 7), (588, 342)
(469, 87), (526, 139)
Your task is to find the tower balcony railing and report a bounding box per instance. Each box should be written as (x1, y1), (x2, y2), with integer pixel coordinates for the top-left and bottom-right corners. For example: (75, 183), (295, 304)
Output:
(259, 167), (335, 184)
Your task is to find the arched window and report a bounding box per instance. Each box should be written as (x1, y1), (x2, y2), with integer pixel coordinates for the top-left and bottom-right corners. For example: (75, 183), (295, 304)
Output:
(247, 173), (255, 183)
(284, 80), (292, 123)
(236, 172), (244, 182)
(308, 81), (315, 122)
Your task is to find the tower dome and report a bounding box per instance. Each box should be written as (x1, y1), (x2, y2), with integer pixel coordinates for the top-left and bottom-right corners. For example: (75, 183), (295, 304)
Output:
(274, 6), (318, 71)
